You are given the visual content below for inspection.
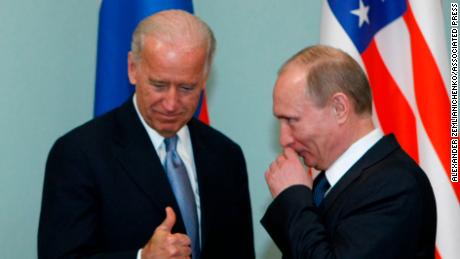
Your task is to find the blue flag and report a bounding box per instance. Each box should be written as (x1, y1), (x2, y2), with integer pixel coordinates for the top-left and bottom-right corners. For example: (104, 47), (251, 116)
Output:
(94, 0), (194, 116)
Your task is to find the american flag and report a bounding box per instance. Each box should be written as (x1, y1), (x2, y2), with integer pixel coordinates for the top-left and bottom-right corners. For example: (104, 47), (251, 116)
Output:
(320, 0), (458, 258)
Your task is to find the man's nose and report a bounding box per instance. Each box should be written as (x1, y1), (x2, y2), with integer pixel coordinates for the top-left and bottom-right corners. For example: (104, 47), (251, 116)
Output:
(163, 88), (179, 112)
(279, 123), (294, 148)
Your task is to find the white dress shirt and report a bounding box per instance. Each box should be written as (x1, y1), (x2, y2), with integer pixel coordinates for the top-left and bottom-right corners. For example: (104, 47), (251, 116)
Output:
(325, 129), (384, 195)
(133, 95), (201, 258)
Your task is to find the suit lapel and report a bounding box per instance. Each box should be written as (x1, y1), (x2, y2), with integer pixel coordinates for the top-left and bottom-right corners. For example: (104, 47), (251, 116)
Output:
(187, 119), (219, 250)
(320, 135), (400, 213)
(110, 101), (180, 215)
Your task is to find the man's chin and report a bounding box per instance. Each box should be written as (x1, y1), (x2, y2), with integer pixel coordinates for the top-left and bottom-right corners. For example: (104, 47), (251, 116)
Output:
(301, 155), (316, 169)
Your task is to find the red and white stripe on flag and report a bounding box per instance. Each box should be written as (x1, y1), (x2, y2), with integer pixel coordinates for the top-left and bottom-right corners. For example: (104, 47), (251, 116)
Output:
(320, 0), (459, 258)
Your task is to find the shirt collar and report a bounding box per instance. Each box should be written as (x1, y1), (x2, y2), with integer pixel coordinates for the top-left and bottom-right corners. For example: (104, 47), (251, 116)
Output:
(325, 128), (383, 188)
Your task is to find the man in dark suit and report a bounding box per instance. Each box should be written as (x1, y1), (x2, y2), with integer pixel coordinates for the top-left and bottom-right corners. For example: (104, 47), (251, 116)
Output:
(38, 10), (254, 259)
(262, 45), (436, 258)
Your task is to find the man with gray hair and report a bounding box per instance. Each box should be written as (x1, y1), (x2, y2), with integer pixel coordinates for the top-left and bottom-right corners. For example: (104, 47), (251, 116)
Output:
(262, 45), (436, 258)
(39, 10), (254, 259)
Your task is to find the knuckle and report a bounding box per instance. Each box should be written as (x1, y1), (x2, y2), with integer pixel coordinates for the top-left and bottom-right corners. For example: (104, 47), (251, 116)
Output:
(164, 235), (174, 246)
(167, 246), (178, 256)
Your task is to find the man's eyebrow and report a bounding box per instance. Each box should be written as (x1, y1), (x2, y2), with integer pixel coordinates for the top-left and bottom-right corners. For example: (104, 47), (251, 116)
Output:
(179, 82), (198, 87)
(148, 78), (167, 84)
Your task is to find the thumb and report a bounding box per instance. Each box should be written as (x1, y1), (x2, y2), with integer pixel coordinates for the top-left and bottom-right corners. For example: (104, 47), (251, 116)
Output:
(158, 206), (176, 232)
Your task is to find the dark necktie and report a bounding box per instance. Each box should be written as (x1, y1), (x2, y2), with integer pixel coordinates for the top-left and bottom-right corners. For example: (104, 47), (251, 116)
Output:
(164, 136), (200, 258)
(312, 171), (330, 207)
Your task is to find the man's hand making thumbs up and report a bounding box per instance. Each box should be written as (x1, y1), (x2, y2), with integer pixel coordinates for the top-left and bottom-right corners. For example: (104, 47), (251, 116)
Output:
(141, 207), (192, 259)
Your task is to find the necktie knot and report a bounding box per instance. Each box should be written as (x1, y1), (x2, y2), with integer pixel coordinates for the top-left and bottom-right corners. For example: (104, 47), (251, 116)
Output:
(164, 135), (178, 153)
(164, 136), (183, 168)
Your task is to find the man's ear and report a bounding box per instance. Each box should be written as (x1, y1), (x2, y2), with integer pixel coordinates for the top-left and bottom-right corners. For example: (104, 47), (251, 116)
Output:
(127, 52), (137, 85)
(331, 92), (349, 124)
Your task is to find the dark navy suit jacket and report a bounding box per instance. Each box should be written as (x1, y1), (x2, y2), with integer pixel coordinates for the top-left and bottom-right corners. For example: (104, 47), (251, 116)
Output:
(38, 100), (255, 259)
(261, 135), (436, 259)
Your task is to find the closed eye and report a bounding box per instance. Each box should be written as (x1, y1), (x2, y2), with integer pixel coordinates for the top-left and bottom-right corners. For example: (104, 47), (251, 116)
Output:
(148, 79), (167, 90)
(179, 84), (196, 93)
